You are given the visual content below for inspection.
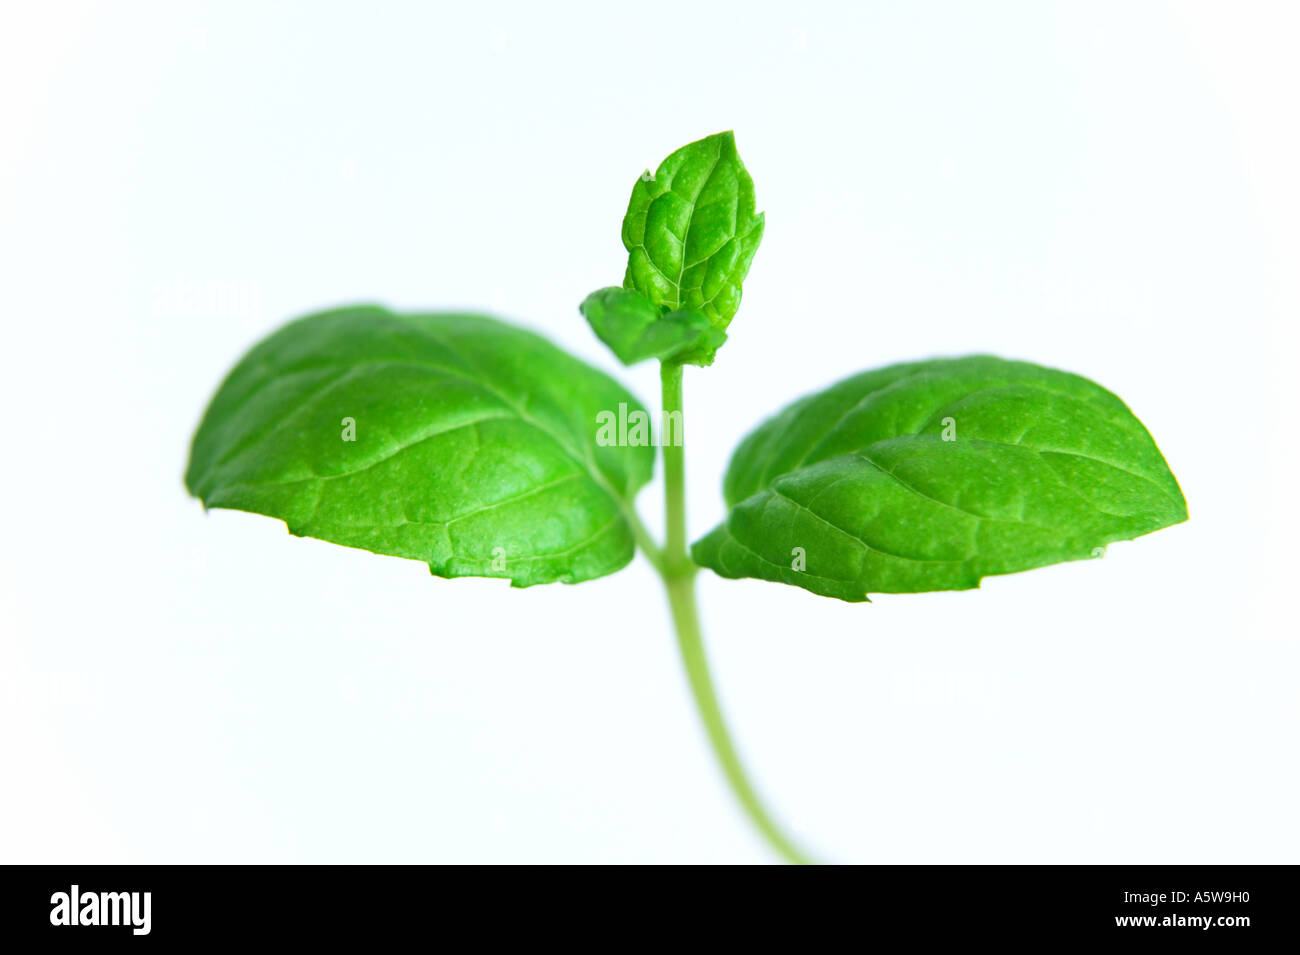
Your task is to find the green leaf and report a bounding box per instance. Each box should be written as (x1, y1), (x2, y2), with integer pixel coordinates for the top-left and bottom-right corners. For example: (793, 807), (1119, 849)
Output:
(692, 356), (1187, 602)
(186, 306), (655, 587)
(621, 131), (764, 333)
(579, 286), (726, 366)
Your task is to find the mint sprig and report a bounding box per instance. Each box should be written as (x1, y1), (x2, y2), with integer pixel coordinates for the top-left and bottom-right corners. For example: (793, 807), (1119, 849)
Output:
(187, 133), (1187, 864)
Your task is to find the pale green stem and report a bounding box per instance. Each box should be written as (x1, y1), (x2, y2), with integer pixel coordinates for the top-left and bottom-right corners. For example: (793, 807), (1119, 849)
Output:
(652, 361), (814, 865)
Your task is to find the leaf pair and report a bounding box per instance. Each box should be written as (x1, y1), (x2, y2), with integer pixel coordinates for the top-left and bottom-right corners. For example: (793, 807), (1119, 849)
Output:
(186, 132), (1187, 601)
(581, 131), (764, 367)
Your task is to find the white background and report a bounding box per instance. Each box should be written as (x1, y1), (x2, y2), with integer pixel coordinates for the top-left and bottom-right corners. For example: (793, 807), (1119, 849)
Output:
(2, 1), (1296, 863)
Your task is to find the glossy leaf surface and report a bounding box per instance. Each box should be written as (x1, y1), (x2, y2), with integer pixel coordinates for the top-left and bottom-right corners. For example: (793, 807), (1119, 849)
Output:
(693, 356), (1187, 601)
(187, 306), (654, 586)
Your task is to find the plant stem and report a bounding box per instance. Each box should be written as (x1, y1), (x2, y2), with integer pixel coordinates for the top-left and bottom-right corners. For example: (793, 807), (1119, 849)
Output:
(655, 361), (814, 865)
(660, 362), (689, 578)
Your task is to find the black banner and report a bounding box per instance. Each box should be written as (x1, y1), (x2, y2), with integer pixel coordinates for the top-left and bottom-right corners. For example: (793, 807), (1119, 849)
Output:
(3, 865), (1292, 943)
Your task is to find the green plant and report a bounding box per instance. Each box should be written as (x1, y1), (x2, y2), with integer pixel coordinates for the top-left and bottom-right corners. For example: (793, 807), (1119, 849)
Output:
(186, 131), (1187, 864)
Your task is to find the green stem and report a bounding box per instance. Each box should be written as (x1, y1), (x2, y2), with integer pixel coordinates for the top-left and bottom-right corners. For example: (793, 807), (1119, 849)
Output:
(660, 362), (689, 578)
(654, 361), (814, 865)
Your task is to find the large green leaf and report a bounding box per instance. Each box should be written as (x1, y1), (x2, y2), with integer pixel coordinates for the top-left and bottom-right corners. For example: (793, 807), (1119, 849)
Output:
(186, 306), (654, 587)
(692, 356), (1187, 602)
(621, 131), (764, 333)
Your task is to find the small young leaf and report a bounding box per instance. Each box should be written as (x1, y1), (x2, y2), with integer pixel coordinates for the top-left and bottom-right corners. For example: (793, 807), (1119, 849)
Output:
(692, 356), (1187, 602)
(579, 286), (726, 366)
(621, 131), (764, 333)
(187, 306), (654, 587)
